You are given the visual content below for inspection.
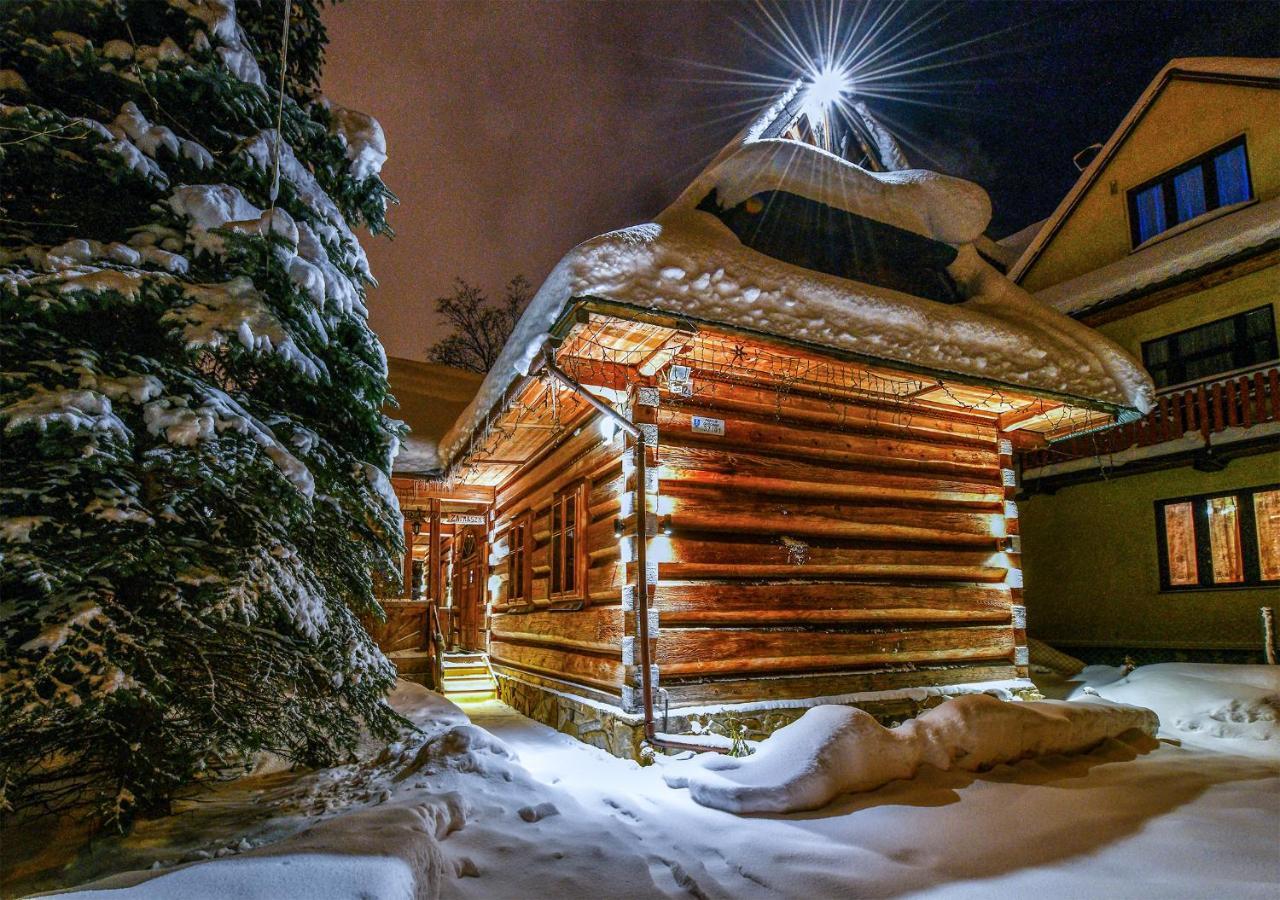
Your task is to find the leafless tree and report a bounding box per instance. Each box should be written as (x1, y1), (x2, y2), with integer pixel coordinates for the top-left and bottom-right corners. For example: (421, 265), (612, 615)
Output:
(426, 275), (531, 373)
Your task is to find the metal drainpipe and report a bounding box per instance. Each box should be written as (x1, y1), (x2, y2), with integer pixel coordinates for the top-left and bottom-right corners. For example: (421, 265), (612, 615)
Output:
(543, 360), (724, 756)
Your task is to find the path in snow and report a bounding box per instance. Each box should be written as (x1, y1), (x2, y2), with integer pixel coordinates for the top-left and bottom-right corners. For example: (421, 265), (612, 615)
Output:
(455, 697), (1279, 899)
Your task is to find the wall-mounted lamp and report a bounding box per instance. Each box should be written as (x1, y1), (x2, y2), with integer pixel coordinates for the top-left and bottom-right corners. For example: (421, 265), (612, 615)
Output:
(661, 515), (674, 536)
(411, 520), (421, 536)
(613, 518), (624, 539)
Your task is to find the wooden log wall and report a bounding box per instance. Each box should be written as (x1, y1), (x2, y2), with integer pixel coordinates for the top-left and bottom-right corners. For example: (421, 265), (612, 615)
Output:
(487, 417), (629, 705)
(638, 372), (1021, 707)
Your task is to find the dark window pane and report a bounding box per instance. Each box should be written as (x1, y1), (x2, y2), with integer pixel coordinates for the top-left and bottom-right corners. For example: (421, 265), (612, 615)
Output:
(1134, 184), (1167, 242)
(1214, 144), (1251, 206)
(1173, 166), (1207, 223)
(1184, 352), (1237, 383)
(1144, 339), (1170, 367)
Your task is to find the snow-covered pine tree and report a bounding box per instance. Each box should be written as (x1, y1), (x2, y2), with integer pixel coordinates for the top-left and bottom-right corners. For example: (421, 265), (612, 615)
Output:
(0, 0), (405, 822)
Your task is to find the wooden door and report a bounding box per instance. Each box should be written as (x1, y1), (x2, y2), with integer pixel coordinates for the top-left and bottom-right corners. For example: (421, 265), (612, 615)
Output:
(453, 526), (485, 651)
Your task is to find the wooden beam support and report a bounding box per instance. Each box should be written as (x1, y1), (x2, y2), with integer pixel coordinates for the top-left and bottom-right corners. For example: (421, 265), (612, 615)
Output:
(428, 498), (442, 604)
(402, 518), (415, 600)
(637, 329), (693, 377)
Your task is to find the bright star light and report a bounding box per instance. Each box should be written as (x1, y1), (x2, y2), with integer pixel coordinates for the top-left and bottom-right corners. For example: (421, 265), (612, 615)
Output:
(802, 64), (851, 118)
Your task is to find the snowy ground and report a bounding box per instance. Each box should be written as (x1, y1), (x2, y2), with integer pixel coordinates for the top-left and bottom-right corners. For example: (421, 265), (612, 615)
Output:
(6, 665), (1278, 899)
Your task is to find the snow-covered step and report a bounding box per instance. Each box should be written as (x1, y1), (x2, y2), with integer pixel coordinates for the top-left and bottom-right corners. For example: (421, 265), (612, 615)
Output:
(440, 651), (496, 700)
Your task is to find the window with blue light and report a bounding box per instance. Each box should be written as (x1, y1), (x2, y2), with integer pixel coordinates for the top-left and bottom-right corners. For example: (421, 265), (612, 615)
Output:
(1127, 136), (1253, 247)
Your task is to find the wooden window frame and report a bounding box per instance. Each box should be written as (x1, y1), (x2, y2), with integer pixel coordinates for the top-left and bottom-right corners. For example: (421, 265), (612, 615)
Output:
(548, 480), (588, 609)
(506, 511), (533, 610)
(1126, 135), (1253, 248)
(1155, 483), (1280, 592)
(1140, 305), (1278, 389)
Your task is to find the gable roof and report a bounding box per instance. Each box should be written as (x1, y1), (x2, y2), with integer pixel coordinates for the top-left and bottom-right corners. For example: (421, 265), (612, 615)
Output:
(1010, 57), (1280, 284)
(436, 76), (1155, 472)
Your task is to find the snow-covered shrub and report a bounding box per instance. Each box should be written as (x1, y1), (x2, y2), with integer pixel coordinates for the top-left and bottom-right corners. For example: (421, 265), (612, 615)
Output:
(0, 0), (404, 824)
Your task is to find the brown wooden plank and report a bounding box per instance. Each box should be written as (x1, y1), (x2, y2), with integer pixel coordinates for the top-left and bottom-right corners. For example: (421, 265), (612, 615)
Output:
(663, 377), (995, 445)
(657, 581), (1012, 626)
(658, 663), (1018, 706)
(491, 604), (624, 653)
(657, 625), (1014, 677)
(667, 492), (1002, 545)
(489, 639), (623, 692)
(655, 407), (999, 472)
(657, 444), (1001, 503)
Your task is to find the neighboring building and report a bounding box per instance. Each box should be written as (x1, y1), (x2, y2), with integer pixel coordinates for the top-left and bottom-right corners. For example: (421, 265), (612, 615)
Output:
(1011, 58), (1280, 662)
(375, 76), (1152, 757)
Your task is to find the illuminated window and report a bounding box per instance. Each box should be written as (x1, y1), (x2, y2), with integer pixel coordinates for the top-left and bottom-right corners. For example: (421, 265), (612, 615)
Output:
(1206, 496), (1243, 584)
(1255, 490), (1280, 581)
(1162, 502), (1198, 586)
(1128, 136), (1253, 246)
(506, 513), (531, 604)
(549, 482), (586, 600)
(1156, 484), (1280, 590)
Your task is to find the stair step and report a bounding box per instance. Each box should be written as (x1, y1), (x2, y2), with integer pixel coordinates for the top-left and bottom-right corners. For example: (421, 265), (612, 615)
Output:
(442, 664), (488, 678)
(443, 676), (496, 693)
(443, 652), (487, 664)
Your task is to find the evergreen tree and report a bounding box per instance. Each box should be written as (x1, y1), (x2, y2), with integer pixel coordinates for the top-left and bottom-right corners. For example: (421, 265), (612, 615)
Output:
(0, 0), (405, 823)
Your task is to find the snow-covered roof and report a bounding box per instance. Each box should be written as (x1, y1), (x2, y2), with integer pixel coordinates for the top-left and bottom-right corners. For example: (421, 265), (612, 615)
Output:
(438, 81), (1155, 470)
(1010, 57), (1280, 284)
(385, 358), (482, 475)
(1034, 195), (1280, 315)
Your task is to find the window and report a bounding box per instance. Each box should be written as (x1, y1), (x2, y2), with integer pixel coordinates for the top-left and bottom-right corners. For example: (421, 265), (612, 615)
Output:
(506, 513), (531, 605)
(1156, 484), (1280, 590)
(549, 483), (586, 600)
(1141, 305), (1277, 389)
(1128, 136), (1254, 246)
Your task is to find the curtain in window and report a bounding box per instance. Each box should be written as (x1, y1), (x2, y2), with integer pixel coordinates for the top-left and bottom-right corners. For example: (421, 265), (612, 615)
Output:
(1134, 184), (1166, 244)
(1206, 496), (1244, 584)
(1254, 490), (1280, 582)
(1163, 502), (1198, 586)
(1173, 166), (1207, 222)
(1214, 144), (1251, 206)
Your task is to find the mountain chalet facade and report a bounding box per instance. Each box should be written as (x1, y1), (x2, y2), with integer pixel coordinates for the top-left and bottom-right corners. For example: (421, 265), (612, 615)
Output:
(1013, 57), (1280, 662)
(378, 80), (1154, 756)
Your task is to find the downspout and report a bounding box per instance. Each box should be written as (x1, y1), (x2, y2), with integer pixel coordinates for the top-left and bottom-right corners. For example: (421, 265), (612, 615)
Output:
(543, 359), (724, 756)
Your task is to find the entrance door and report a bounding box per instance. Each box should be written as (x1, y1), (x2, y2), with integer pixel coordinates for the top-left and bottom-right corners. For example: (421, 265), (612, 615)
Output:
(453, 526), (486, 651)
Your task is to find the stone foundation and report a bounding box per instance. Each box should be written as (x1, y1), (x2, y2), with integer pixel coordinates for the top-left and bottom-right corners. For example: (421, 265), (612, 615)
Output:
(496, 672), (1041, 762)
(495, 674), (647, 759)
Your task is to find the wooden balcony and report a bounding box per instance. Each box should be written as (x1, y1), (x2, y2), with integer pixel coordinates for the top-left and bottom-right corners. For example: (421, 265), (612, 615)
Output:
(1023, 364), (1279, 470)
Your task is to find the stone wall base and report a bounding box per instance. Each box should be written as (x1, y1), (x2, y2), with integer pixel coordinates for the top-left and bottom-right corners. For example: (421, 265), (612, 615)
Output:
(496, 672), (1041, 762)
(494, 673), (647, 759)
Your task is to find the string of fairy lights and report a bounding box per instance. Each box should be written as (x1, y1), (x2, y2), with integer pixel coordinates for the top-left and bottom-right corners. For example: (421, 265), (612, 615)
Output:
(436, 311), (1109, 491)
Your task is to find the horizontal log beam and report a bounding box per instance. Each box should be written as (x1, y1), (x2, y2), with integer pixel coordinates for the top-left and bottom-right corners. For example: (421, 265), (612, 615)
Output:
(657, 625), (1014, 677)
(656, 581), (1012, 627)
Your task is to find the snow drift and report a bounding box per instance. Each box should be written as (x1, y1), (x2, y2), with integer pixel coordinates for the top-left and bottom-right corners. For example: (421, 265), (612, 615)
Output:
(663, 694), (1159, 814)
(1072, 663), (1280, 750)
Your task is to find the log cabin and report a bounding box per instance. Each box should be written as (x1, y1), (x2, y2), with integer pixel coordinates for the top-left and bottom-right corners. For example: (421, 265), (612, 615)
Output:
(384, 78), (1156, 756)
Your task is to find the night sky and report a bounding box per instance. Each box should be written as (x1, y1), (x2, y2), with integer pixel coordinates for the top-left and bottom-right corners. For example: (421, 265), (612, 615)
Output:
(321, 0), (1279, 362)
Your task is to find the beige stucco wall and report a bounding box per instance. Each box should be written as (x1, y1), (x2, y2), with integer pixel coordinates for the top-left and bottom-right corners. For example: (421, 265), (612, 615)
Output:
(1096, 264), (1279, 364)
(1020, 451), (1279, 651)
(1022, 78), (1280, 292)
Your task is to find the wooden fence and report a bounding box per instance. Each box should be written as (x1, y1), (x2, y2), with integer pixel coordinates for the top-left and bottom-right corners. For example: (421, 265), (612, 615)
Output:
(1024, 365), (1279, 469)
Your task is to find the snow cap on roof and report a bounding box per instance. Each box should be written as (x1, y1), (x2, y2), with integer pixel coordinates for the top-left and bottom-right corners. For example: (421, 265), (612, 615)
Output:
(438, 78), (1155, 470)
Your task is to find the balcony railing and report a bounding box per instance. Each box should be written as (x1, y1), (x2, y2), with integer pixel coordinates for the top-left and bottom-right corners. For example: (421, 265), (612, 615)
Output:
(1024, 365), (1279, 469)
